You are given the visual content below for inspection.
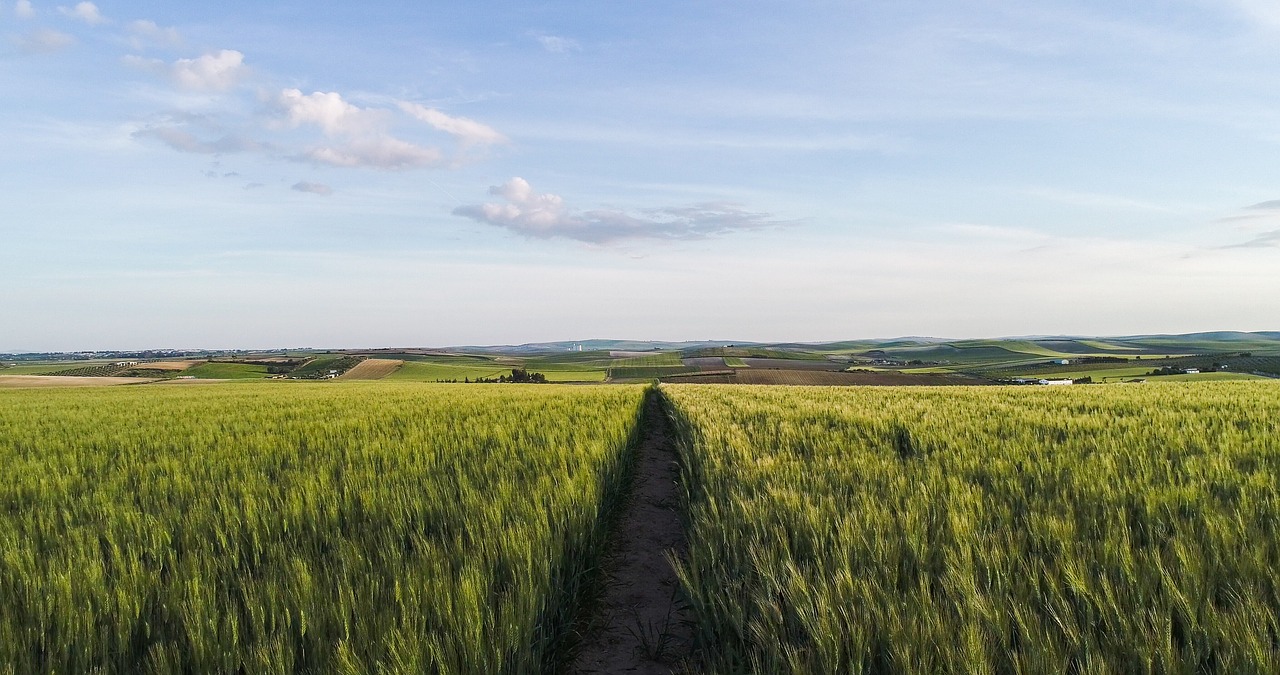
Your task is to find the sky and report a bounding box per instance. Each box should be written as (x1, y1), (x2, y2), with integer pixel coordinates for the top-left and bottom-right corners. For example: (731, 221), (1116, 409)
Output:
(4, 0), (1280, 350)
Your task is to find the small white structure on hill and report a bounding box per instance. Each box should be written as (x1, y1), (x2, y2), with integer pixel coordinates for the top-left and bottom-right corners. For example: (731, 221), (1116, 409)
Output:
(1038, 378), (1074, 386)
(1185, 368), (1200, 375)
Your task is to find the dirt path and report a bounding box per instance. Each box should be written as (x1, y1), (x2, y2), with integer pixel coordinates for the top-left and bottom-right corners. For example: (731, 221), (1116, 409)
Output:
(573, 391), (692, 674)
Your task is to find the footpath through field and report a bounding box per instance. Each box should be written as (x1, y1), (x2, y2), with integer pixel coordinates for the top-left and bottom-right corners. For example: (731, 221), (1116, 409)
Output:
(573, 390), (692, 673)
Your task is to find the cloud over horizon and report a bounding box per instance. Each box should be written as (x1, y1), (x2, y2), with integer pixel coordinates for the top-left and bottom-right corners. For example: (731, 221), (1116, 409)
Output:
(454, 177), (788, 243)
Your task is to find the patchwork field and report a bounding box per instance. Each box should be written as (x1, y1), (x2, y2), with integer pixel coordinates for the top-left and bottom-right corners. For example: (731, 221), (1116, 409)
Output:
(739, 357), (847, 371)
(0, 383), (645, 673)
(663, 382), (1280, 672)
(663, 370), (984, 386)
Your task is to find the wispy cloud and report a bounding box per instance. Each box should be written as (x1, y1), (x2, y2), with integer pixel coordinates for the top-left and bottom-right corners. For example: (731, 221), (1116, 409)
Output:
(1207, 200), (1280, 250)
(454, 177), (788, 244)
(291, 181), (333, 196)
(1213, 199), (1280, 230)
(14, 0), (34, 19)
(298, 137), (442, 170)
(13, 28), (73, 53)
(397, 102), (506, 145)
(1019, 186), (1175, 213)
(125, 82), (499, 173)
(1220, 0), (1280, 29)
(124, 50), (247, 91)
(171, 50), (245, 91)
(57, 0), (102, 24)
(125, 19), (180, 49)
(534, 33), (579, 53)
(132, 126), (264, 154)
(1222, 230), (1280, 249)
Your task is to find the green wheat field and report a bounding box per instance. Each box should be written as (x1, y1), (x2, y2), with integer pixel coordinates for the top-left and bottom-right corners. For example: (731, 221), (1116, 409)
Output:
(2, 380), (1278, 673)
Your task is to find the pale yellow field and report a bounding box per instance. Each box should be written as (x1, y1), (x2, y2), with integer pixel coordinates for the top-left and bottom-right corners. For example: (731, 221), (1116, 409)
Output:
(0, 376), (155, 388)
(135, 361), (202, 371)
(338, 359), (404, 380)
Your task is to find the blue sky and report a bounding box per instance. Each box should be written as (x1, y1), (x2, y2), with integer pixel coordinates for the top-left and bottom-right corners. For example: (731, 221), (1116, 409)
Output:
(4, 0), (1280, 350)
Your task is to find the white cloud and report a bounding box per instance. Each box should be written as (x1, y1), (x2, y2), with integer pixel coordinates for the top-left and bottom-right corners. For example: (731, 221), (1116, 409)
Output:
(14, 28), (73, 53)
(398, 102), (506, 145)
(535, 34), (579, 53)
(171, 50), (246, 91)
(57, 0), (102, 24)
(277, 89), (377, 136)
(454, 177), (788, 243)
(127, 51), (246, 91)
(276, 90), (444, 170)
(14, 0), (34, 19)
(126, 19), (180, 48)
(292, 181), (333, 196)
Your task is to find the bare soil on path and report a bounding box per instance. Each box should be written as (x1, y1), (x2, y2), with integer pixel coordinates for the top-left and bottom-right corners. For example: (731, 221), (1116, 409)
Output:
(573, 391), (692, 674)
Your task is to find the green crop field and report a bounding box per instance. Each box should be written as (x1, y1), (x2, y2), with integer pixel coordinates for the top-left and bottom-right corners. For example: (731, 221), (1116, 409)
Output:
(0, 383), (645, 673)
(610, 353), (683, 368)
(183, 363), (270, 379)
(542, 369), (608, 382)
(384, 359), (512, 382)
(385, 360), (607, 383)
(663, 382), (1280, 673)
